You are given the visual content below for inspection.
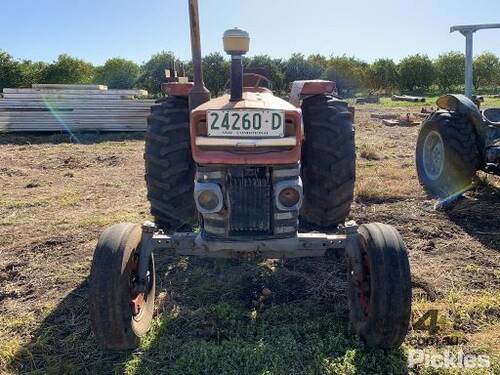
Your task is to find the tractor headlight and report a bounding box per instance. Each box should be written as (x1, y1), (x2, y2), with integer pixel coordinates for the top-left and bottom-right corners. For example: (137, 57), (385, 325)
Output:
(279, 188), (301, 208)
(275, 178), (303, 211)
(194, 182), (223, 214)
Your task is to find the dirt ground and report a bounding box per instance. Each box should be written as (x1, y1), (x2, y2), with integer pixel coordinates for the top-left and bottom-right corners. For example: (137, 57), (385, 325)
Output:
(0, 103), (498, 374)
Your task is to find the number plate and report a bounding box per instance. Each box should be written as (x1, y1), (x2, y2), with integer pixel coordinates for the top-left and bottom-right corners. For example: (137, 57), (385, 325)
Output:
(207, 110), (285, 137)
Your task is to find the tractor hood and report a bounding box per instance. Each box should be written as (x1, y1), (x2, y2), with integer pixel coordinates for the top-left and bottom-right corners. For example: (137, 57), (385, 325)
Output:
(190, 91), (302, 165)
(194, 91), (297, 112)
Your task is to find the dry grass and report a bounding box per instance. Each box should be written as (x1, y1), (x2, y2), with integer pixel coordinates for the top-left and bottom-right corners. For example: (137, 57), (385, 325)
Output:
(0, 106), (499, 374)
(358, 142), (383, 161)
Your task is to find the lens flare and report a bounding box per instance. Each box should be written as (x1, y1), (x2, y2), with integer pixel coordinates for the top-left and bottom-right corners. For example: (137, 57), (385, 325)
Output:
(43, 97), (81, 143)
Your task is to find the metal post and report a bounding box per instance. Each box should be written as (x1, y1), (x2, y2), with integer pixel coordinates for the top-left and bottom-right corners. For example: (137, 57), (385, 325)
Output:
(464, 31), (474, 98)
(450, 24), (500, 99)
(188, 0), (211, 110)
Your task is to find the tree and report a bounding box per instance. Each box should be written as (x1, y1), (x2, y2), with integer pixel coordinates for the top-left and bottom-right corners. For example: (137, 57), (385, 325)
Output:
(202, 52), (230, 96)
(44, 54), (95, 84)
(367, 58), (398, 92)
(307, 54), (328, 72)
(0, 50), (22, 90)
(139, 51), (179, 94)
(284, 53), (323, 85)
(322, 56), (369, 97)
(397, 54), (434, 93)
(473, 52), (499, 90)
(19, 60), (48, 87)
(244, 55), (286, 92)
(433, 52), (464, 92)
(95, 58), (140, 89)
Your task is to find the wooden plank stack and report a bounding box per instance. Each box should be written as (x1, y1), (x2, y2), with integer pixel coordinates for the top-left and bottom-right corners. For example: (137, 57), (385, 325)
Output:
(0, 84), (154, 132)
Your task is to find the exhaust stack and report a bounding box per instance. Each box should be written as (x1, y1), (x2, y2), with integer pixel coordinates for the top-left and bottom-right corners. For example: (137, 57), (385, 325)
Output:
(223, 28), (250, 102)
(188, 0), (211, 110)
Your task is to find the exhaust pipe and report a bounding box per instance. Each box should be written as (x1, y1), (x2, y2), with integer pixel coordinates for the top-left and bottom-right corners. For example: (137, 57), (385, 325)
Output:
(223, 28), (250, 102)
(188, 0), (211, 110)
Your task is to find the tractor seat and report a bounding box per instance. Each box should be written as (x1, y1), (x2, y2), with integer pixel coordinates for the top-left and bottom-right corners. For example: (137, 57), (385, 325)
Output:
(483, 108), (500, 127)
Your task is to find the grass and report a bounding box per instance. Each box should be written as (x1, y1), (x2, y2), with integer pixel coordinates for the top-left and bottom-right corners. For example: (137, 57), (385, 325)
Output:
(0, 340), (21, 369)
(407, 292), (500, 374)
(465, 264), (481, 274)
(55, 192), (83, 207)
(358, 143), (382, 161)
(3, 259), (498, 375)
(0, 197), (50, 209)
(77, 210), (145, 229)
(379, 96), (441, 109)
(2, 258), (412, 375)
(0, 191), (82, 209)
(355, 163), (419, 203)
(411, 291), (500, 340)
(1, 104), (498, 374)
(355, 178), (388, 202)
(148, 308), (407, 375)
(481, 96), (500, 108)
(356, 95), (500, 110)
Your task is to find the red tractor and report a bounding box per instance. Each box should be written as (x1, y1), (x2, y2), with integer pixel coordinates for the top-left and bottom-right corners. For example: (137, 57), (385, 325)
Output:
(89, 0), (412, 350)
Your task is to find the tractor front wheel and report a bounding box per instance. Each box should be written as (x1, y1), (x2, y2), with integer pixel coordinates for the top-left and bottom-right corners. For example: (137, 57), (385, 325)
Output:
(89, 223), (156, 350)
(347, 223), (411, 349)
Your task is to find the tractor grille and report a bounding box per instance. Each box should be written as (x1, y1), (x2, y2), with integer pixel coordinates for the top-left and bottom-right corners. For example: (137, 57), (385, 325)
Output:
(227, 167), (271, 235)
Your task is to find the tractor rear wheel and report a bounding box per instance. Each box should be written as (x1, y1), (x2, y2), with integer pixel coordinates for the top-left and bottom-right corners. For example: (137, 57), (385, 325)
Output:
(347, 223), (412, 349)
(89, 223), (156, 350)
(416, 112), (479, 199)
(301, 95), (355, 228)
(145, 96), (196, 231)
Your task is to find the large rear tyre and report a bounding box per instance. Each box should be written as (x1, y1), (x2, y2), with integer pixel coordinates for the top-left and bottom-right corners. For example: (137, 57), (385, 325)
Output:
(416, 112), (479, 199)
(145, 96), (196, 231)
(347, 223), (411, 349)
(89, 223), (155, 350)
(300, 95), (355, 228)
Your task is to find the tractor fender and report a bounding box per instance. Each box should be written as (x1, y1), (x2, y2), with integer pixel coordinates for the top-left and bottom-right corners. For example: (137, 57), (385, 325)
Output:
(436, 94), (482, 129)
(161, 82), (193, 97)
(289, 80), (337, 107)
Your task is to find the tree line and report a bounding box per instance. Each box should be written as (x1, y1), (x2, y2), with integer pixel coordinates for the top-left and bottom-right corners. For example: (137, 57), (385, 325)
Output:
(1, 50), (499, 97)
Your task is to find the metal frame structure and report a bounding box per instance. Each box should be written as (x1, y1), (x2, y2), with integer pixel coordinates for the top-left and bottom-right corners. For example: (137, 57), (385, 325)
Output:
(137, 222), (360, 271)
(450, 23), (500, 98)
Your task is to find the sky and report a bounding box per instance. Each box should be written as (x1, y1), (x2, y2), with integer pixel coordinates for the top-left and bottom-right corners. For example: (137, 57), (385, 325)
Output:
(0, 0), (499, 65)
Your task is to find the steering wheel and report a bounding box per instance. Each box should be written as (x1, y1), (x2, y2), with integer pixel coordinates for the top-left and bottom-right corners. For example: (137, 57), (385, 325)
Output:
(224, 73), (273, 91)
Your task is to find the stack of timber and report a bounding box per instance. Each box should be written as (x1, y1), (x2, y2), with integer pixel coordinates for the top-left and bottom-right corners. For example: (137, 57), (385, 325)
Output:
(0, 84), (154, 132)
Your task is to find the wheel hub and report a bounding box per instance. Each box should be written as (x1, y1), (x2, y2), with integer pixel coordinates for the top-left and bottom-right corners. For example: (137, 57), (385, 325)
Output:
(355, 255), (371, 316)
(129, 255), (150, 319)
(423, 130), (445, 180)
(348, 246), (371, 317)
(130, 293), (145, 317)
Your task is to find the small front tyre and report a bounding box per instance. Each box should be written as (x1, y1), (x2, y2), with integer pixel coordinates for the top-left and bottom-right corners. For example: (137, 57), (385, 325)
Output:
(347, 223), (412, 349)
(89, 223), (156, 350)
